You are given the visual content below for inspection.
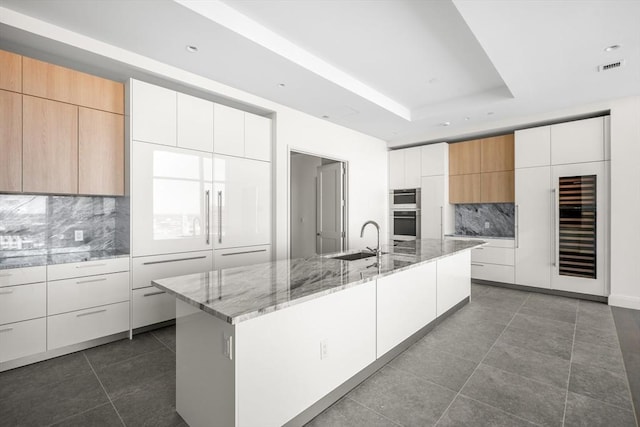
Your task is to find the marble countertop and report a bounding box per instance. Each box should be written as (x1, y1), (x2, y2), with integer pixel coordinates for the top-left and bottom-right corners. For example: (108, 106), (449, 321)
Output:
(152, 238), (484, 325)
(0, 250), (130, 270)
(445, 234), (515, 240)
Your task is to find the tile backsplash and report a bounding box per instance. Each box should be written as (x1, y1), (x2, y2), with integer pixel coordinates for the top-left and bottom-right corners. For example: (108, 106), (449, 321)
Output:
(0, 194), (129, 258)
(455, 203), (515, 237)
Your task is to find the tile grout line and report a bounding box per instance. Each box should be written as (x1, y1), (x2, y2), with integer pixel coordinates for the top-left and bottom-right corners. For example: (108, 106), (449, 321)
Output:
(342, 396), (404, 427)
(560, 297), (579, 427)
(433, 292), (535, 426)
(82, 352), (127, 427)
(150, 330), (176, 354)
(454, 394), (545, 427)
(612, 307), (640, 427)
(43, 402), (113, 427)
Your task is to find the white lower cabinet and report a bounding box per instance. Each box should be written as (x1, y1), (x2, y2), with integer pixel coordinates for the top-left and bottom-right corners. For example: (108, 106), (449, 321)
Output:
(0, 282), (46, 325)
(471, 263), (515, 284)
(214, 245), (271, 269)
(0, 265), (46, 287)
(48, 301), (130, 350)
(437, 250), (471, 316)
(48, 271), (129, 315)
(0, 318), (46, 363)
(132, 251), (213, 290)
(132, 287), (176, 329)
(376, 262), (436, 357)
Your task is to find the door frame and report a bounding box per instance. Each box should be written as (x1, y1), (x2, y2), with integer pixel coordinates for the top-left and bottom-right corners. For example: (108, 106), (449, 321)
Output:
(287, 146), (349, 260)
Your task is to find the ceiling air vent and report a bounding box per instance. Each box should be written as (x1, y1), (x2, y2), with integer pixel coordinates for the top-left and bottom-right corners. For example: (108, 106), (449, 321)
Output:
(598, 59), (625, 72)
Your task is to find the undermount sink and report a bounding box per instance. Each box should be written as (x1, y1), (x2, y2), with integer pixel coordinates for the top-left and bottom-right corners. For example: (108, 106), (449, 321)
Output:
(330, 251), (385, 261)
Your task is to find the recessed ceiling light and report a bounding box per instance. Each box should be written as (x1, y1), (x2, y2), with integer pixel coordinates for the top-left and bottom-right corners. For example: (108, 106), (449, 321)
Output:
(278, 83), (286, 87)
(322, 115), (330, 119)
(605, 44), (621, 52)
(427, 78), (438, 84)
(440, 121), (451, 127)
(464, 116), (470, 121)
(186, 45), (198, 53)
(487, 112), (494, 116)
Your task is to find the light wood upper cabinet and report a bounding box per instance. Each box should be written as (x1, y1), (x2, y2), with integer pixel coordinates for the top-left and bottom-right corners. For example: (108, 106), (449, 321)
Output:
(449, 174), (481, 204)
(0, 90), (22, 192)
(481, 134), (514, 172)
(23, 96), (78, 194)
(0, 50), (22, 92)
(22, 57), (124, 114)
(481, 171), (514, 203)
(449, 139), (481, 175)
(78, 107), (125, 196)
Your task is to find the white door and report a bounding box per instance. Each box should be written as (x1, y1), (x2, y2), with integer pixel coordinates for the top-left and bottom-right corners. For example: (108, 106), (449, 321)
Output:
(316, 162), (345, 254)
(421, 175), (445, 239)
(514, 166), (552, 288)
(131, 142), (213, 256)
(388, 150), (404, 190)
(213, 155), (271, 249)
(551, 117), (605, 165)
(130, 79), (176, 147)
(404, 147), (422, 189)
(213, 103), (244, 157)
(177, 93), (214, 152)
(551, 162), (607, 296)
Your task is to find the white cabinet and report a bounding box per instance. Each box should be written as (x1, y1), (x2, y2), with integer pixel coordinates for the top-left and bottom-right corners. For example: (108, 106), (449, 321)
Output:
(0, 265), (46, 287)
(131, 141), (213, 257)
(515, 166), (552, 288)
(421, 175), (452, 239)
(0, 282), (46, 324)
(421, 142), (448, 176)
(376, 262), (436, 357)
(132, 287), (177, 329)
(177, 93), (214, 152)
(214, 104), (271, 162)
(437, 250), (471, 316)
(0, 318), (46, 363)
(48, 271), (129, 316)
(551, 117), (606, 165)
(213, 155), (271, 249)
(471, 239), (515, 284)
(47, 257), (129, 281)
(388, 147), (421, 189)
(214, 245), (271, 270)
(131, 251), (213, 290)
(131, 79), (177, 147)
(515, 126), (551, 169)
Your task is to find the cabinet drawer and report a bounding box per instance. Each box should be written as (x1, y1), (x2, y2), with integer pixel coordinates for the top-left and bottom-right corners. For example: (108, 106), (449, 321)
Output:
(472, 247), (514, 266)
(132, 251), (213, 290)
(471, 263), (515, 284)
(214, 245), (271, 270)
(47, 301), (129, 350)
(47, 257), (129, 281)
(132, 287), (176, 329)
(484, 238), (515, 249)
(0, 266), (46, 288)
(48, 271), (130, 316)
(0, 282), (46, 325)
(0, 318), (47, 363)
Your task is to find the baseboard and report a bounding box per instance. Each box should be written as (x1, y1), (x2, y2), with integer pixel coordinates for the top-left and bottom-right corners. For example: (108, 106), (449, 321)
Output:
(472, 279), (608, 303)
(609, 294), (640, 310)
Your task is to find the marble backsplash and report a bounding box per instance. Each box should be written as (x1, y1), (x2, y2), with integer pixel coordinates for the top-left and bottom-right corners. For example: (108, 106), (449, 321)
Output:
(0, 194), (129, 258)
(455, 203), (515, 237)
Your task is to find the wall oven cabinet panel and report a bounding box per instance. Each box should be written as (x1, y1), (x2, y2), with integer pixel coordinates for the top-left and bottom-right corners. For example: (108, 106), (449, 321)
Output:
(132, 141), (213, 257)
(213, 155), (271, 249)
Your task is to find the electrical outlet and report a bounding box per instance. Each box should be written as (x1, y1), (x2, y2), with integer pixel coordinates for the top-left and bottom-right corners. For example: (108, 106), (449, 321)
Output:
(484, 221), (490, 229)
(74, 230), (84, 241)
(320, 339), (329, 360)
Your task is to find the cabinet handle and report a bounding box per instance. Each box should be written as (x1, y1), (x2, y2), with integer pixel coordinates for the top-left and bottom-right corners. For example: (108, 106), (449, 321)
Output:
(0, 327), (13, 333)
(515, 204), (520, 249)
(471, 263), (484, 267)
(76, 278), (107, 284)
(551, 188), (557, 267)
(218, 191), (223, 244)
(143, 291), (166, 297)
(0, 289), (14, 295)
(221, 249), (267, 257)
(76, 309), (107, 317)
(0, 273), (12, 277)
(142, 255), (206, 266)
(475, 247), (484, 250)
(205, 190), (211, 245)
(440, 206), (443, 240)
(75, 263), (107, 269)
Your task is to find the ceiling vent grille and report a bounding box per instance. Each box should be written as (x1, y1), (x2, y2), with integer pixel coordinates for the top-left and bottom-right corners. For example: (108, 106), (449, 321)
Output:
(598, 59), (625, 72)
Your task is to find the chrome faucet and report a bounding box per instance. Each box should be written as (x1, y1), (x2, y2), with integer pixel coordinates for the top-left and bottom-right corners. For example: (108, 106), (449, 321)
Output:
(360, 220), (381, 257)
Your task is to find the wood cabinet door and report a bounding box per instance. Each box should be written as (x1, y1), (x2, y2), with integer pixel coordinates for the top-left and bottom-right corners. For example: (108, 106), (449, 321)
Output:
(481, 134), (514, 172)
(78, 107), (124, 195)
(23, 96), (78, 194)
(0, 90), (22, 192)
(481, 171), (514, 203)
(449, 139), (481, 175)
(0, 49), (22, 92)
(449, 174), (481, 203)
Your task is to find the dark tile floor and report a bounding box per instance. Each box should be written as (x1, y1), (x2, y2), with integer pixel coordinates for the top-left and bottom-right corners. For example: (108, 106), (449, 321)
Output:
(0, 283), (637, 427)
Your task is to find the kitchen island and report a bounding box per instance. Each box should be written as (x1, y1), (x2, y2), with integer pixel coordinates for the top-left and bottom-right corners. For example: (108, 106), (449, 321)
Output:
(153, 238), (482, 427)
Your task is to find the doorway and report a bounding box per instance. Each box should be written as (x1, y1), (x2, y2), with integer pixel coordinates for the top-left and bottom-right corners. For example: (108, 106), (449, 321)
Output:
(290, 151), (347, 258)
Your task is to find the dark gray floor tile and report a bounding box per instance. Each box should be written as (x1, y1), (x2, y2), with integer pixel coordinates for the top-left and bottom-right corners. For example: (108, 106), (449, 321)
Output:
(436, 395), (538, 427)
(151, 325), (176, 352)
(446, 304), (515, 326)
(50, 403), (123, 427)
(84, 333), (164, 371)
(524, 292), (578, 311)
(613, 306), (640, 425)
(568, 362), (633, 411)
(508, 313), (575, 340)
(574, 323), (621, 348)
(111, 371), (183, 427)
(498, 324), (573, 360)
(518, 305), (577, 325)
(481, 285), (530, 299)
(389, 341), (478, 391)
(564, 391), (637, 427)
(306, 397), (399, 427)
(576, 305), (616, 331)
(483, 341), (570, 389)
(348, 366), (456, 427)
(460, 364), (566, 426)
(0, 372), (109, 427)
(0, 352), (92, 401)
(578, 299), (612, 316)
(470, 283), (489, 298)
(433, 313), (506, 339)
(420, 327), (498, 363)
(95, 348), (175, 401)
(471, 293), (527, 313)
(572, 340), (625, 374)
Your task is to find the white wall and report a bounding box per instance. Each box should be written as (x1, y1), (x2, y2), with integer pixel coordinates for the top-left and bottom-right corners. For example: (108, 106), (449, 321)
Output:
(290, 154), (321, 258)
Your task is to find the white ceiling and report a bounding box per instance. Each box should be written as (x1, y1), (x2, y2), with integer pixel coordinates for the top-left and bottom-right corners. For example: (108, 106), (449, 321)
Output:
(1, 0), (639, 146)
